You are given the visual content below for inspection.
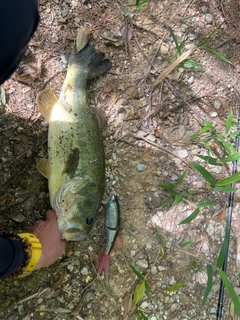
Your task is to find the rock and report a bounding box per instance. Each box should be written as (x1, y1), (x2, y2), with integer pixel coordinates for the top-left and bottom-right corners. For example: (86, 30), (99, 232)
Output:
(171, 174), (178, 181)
(161, 44), (169, 55)
(210, 112), (218, 118)
(171, 303), (181, 312)
(169, 276), (176, 285)
(12, 214), (26, 223)
(136, 163), (148, 171)
(85, 291), (95, 301)
(188, 76), (194, 84)
(214, 100), (221, 109)
(141, 301), (149, 309)
(178, 125), (186, 139)
(136, 259), (149, 269)
(177, 149), (188, 158)
(205, 13), (213, 24)
(151, 265), (158, 275)
(201, 6), (207, 13)
(146, 134), (156, 142)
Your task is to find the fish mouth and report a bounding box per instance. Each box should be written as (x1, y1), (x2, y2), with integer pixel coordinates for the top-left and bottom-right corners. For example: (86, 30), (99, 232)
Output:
(63, 228), (87, 241)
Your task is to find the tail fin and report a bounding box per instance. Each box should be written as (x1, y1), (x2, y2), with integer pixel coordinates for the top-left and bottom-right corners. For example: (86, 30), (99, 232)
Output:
(69, 29), (112, 80)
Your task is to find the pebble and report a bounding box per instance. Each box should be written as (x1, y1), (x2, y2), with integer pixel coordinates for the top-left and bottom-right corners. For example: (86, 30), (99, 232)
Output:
(205, 13), (213, 24)
(161, 44), (169, 55)
(214, 100), (221, 109)
(188, 33), (196, 41)
(12, 214), (26, 223)
(85, 291), (95, 301)
(201, 6), (207, 13)
(178, 125), (186, 139)
(210, 112), (218, 118)
(169, 276), (176, 285)
(171, 303), (181, 312)
(141, 301), (149, 309)
(171, 174), (178, 181)
(136, 259), (149, 269)
(136, 163), (148, 171)
(151, 265), (158, 275)
(177, 149), (188, 158)
(188, 76), (194, 84)
(146, 134), (156, 142)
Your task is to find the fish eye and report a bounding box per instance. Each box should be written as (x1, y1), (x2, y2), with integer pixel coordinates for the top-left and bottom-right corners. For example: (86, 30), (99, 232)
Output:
(86, 216), (94, 225)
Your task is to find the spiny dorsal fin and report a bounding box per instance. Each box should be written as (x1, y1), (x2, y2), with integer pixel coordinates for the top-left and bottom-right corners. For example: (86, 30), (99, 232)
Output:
(36, 158), (51, 179)
(62, 148), (79, 178)
(36, 88), (60, 122)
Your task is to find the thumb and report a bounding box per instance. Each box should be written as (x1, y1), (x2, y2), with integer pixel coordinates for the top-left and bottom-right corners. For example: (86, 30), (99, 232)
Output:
(45, 210), (57, 221)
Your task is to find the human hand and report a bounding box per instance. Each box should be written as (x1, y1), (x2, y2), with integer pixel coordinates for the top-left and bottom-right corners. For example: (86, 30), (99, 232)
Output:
(29, 210), (66, 269)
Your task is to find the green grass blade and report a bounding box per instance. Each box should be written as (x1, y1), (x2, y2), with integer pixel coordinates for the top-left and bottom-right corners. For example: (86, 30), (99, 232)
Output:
(169, 27), (181, 55)
(129, 264), (145, 281)
(197, 200), (217, 208)
(215, 134), (235, 154)
(194, 155), (222, 166)
(172, 193), (183, 206)
(160, 194), (174, 208)
(166, 279), (185, 292)
(204, 47), (232, 64)
(144, 279), (150, 299)
(200, 122), (216, 134)
(200, 264), (213, 308)
(138, 310), (148, 320)
(158, 183), (174, 190)
(189, 133), (201, 140)
(216, 172), (240, 186)
(179, 40), (185, 55)
(180, 239), (194, 249)
(217, 225), (229, 268)
(189, 162), (216, 186)
(226, 107), (233, 134)
(179, 208), (200, 224)
(219, 270), (240, 315)
(220, 153), (240, 163)
(213, 185), (237, 192)
(130, 307), (138, 318)
(175, 170), (188, 186)
(229, 129), (240, 138)
(154, 227), (162, 245)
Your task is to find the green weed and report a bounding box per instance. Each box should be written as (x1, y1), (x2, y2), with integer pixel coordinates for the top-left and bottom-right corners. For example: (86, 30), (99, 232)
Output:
(158, 107), (240, 314)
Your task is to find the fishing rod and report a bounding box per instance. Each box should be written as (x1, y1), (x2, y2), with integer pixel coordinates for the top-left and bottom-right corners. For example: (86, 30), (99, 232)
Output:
(216, 111), (240, 320)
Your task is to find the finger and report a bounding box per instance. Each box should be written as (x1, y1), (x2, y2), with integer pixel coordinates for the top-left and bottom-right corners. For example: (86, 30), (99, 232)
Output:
(45, 210), (57, 221)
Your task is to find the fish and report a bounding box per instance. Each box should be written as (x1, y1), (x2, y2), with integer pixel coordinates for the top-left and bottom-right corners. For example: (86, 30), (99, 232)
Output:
(97, 195), (120, 281)
(36, 29), (111, 241)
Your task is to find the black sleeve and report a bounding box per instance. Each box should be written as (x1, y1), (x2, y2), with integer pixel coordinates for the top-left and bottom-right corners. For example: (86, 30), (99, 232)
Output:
(0, 236), (25, 280)
(0, 0), (40, 84)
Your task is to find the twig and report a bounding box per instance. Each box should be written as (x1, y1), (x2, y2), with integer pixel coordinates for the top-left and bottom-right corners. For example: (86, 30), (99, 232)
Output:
(165, 79), (205, 121)
(131, 133), (192, 168)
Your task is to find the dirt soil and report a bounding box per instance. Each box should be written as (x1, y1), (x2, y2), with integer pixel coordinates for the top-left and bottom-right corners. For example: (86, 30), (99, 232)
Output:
(1, 0), (240, 319)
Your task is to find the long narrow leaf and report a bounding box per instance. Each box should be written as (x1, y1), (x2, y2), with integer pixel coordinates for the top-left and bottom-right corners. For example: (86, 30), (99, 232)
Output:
(200, 264), (213, 308)
(169, 27), (181, 55)
(172, 193), (183, 206)
(175, 170), (188, 186)
(189, 162), (216, 186)
(133, 281), (145, 304)
(219, 270), (240, 315)
(217, 225), (230, 268)
(160, 194), (174, 208)
(204, 47), (232, 64)
(215, 133), (235, 154)
(216, 172), (240, 186)
(197, 200), (217, 208)
(129, 264), (145, 281)
(179, 208), (200, 224)
(229, 129), (240, 139)
(220, 153), (240, 163)
(194, 154), (222, 166)
(180, 239), (194, 249)
(226, 107), (233, 134)
(213, 185), (237, 192)
(200, 122), (216, 134)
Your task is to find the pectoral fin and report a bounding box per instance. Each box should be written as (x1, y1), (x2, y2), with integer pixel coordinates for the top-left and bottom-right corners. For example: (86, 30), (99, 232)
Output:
(36, 158), (51, 179)
(36, 88), (60, 122)
(62, 148), (79, 178)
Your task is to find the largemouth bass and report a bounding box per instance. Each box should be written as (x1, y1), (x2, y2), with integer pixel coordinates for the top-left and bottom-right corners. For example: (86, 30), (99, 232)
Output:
(36, 29), (111, 241)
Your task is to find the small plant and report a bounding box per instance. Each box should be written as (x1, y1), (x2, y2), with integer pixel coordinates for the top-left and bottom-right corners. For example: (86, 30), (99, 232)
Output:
(129, 264), (150, 320)
(135, 0), (148, 12)
(158, 107), (240, 314)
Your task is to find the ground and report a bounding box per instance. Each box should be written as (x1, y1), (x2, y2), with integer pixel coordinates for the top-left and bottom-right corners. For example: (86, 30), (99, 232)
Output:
(1, 0), (240, 319)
